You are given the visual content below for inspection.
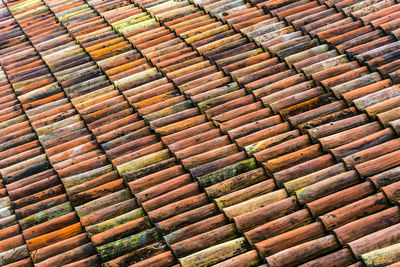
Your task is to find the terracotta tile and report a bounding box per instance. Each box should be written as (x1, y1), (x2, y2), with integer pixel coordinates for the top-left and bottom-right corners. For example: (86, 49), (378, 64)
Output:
(216, 48), (263, 70)
(244, 129), (298, 157)
(240, 18), (279, 37)
(142, 182), (201, 212)
(312, 60), (360, 85)
(178, 238), (248, 266)
(99, 51), (141, 72)
(253, 73), (308, 99)
(26, 222), (83, 251)
(222, 188), (286, 220)
(339, 30), (384, 54)
(367, 50), (400, 72)
(286, 99), (346, 126)
(354, 145), (400, 177)
(221, 107), (273, 133)
(308, 181), (376, 217)
(335, 126), (394, 163)
(190, 81), (237, 106)
(286, 5), (328, 24)
(317, 121), (380, 151)
(347, 35), (395, 60)
(231, 13), (270, 31)
(175, 135), (230, 160)
(320, 192), (390, 232)
(362, 93), (400, 119)
(0, 234), (25, 253)
(165, 11), (206, 28)
(356, 39), (400, 64)
(261, 31), (303, 51)
(182, 144), (239, 169)
(178, 71), (226, 94)
(308, 114), (368, 142)
(204, 94), (254, 120)
(268, 35), (312, 56)
(96, 228), (160, 262)
(233, 196), (298, 232)
(0, 244), (30, 265)
(106, 135), (156, 161)
(296, 169), (360, 204)
(205, 41), (257, 64)
(255, 222), (326, 257)
(268, 0), (310, 17)
(342, 79), (391, 105)
(147, 105), (198, 129)
(367, 5), (400, 26)
(190, 152), (247, 178)
(282, 159), (337, 195)
(268, 85), (324, 113)
(348, 222), (400, 260)
(277, 39), (318, 60)
(136, 173), (192, 204)
(377, 101), (400, 125)
(12, 185), (64, 211)
(63, 255), (100, 267)
(292, 8), (337, 30)
(8, 174), (59, 202)
(274, 154), (336, 187)
(171, 223), (238, 258)
(146, 190), (207, 221)
(229, 56), (277, 82)
(90, 216), (151, 246)
(300, 104), (354, 130)
(211, 250), (261, 267)
(266, 235), (340, 267)
(377, 57), (400, 77)
(254, 26), (296, 46)
(101, 241), (167, 266)
(228, 114), (282, 141)
(203, 165), (265, 197)
(352, 0), (396, 19)
(245, 69), (297, 92)
(164, 214), (227, 246)
(192, 30), (238, 52)
(301, 13), (345, 34)
(254, 0), (295, 10)
(130, 251), (176, 267)
(0, 224), (20, 241)
(0, 146), (41, 169)
(209, 100), (262, 126)
(23, 212), (79, 242)
(302, 55), (349, 79)
(84, 207), (144, 235)
(155, 202), (219, 235)
(126, 80), (173, 103)
(390, 68), (400, 83)
(197, 88), (246, 112)
(331, 71), (382, 97)
(254, 135), (311, 163)
(214, 179), (277, 212)
(361, 242), (400, 266)
(301, 248), (356, 266)
(332, 206), (400, 249)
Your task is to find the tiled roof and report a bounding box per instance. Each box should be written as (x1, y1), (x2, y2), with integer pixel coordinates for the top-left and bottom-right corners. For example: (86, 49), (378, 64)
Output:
(0, 0), (400, 265)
